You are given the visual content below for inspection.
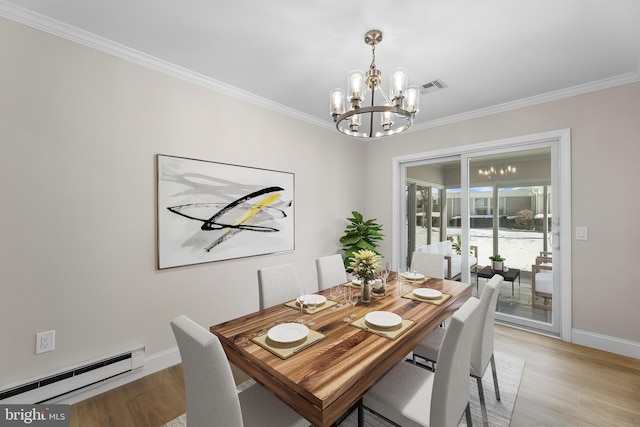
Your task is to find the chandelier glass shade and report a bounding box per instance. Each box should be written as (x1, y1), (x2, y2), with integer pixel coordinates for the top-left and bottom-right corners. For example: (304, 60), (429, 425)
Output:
(330, 30), (420, 139)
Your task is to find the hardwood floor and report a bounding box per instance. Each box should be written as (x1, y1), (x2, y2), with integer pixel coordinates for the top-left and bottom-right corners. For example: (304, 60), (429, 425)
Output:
(69, 364), (185, 427)
(494, 326), (640, 426)
(69, 325), (640, 426)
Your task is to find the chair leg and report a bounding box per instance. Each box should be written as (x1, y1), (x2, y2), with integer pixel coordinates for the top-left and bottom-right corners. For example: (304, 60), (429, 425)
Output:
(476, 376), (488, 426)
(490, 353), (501, 401)
(465, 401), (473, 426)
(410, 353), (437, 372)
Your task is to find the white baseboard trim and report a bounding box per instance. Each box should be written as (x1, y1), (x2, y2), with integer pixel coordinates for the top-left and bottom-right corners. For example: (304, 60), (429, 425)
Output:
(51, 330), (638, 405)
(572, 329), (640, 359)
(53, 346), (181, 405)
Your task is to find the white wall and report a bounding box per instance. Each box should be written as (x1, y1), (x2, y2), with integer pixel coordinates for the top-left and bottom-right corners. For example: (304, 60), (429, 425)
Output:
(0, 17), (363, 386)
(2, 15), (639, 391)
(366, 81), (640, 351)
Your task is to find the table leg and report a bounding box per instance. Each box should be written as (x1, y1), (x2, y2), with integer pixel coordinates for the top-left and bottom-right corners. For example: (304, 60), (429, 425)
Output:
(358, 398), (364, 427)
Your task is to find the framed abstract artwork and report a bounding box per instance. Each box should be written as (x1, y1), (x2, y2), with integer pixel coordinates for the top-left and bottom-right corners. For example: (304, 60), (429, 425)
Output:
(156, 154), (295, 269)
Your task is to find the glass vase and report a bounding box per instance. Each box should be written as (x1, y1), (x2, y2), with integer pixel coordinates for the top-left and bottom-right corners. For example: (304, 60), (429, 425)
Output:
(361, 278), (371, 303)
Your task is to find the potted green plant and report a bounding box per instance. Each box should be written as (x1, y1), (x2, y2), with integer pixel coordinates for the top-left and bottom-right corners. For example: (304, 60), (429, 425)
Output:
(489, 254), (506, 272)
(339, 211), (383, 270)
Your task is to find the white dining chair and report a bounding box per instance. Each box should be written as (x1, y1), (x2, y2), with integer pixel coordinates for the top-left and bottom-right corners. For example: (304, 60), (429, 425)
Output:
(412, 274), (503, 426)
(410, 251), (445, 279)
(170, 315), (310, 427)
(315, 254), (348, 290)
(257, 263), (302, 309)
(363, 297), (480, 427)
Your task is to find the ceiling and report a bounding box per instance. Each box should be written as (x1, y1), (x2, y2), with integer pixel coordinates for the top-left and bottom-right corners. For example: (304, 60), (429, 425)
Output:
(3, 0), (640, 133)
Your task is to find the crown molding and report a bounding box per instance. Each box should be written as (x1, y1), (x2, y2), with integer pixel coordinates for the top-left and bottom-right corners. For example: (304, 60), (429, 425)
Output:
(0, 1), (332, 132)
(2, 0), (638, 136)
(412, 66), (640, 132)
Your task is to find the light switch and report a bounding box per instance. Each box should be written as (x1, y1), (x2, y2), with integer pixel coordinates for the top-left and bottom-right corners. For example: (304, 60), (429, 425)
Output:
(576, 226), (588, 241)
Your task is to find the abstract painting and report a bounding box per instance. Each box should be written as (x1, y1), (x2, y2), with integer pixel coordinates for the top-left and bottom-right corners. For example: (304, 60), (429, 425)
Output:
(156, 155), (294, 269)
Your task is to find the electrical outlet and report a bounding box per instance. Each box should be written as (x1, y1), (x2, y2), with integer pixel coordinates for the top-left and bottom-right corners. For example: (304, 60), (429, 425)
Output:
(36, 330), (55, 354)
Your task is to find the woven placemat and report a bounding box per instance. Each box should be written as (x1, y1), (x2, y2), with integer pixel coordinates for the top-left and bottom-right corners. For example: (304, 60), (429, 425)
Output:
(284, 298), (338, 314)
(401, 290), (452, 305)
(251, 328), (326, 359)
(350, 316), (415, 340)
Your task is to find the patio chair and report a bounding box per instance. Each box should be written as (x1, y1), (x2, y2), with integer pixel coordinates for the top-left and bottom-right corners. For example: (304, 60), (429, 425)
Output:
(532, 256), (552, 310)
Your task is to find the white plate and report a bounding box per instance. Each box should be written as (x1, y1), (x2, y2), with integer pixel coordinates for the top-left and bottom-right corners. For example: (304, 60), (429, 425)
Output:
(365, 311), (403, 328)
(297, 294), (327, 306)
(267, 323), (309, 343)
(402, 272), (425, 280)
(413, 288), (442, 300)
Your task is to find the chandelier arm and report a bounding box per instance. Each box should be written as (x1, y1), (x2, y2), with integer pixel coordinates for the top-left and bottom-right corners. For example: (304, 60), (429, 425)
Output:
(376, 85), (392, 105)
(368, 83), (375, 138)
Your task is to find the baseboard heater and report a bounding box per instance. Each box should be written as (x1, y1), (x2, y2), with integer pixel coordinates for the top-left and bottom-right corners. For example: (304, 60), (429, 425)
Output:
(0, 346), (145, 404)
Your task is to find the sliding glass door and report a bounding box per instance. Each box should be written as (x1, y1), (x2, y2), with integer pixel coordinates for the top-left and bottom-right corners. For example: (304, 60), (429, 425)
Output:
(396, 131), (570, 338)
(469, 149), (555, 327)
(404, 158), (460, 272)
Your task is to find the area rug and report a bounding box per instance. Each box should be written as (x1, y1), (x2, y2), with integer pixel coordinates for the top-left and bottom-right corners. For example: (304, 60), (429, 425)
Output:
(163, 351), (523, 427)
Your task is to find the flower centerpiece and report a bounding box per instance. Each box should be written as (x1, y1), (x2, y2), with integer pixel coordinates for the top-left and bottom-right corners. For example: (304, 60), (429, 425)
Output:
(349, 249), (381, 302)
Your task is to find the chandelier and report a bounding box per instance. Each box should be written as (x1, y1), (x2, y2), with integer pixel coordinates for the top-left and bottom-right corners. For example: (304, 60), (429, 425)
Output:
(478, 165), (517, 180)
(330, 30), (420, 139)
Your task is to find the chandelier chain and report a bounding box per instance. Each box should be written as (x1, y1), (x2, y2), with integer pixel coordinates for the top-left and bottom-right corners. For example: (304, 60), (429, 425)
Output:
(370, 44), (376, 73)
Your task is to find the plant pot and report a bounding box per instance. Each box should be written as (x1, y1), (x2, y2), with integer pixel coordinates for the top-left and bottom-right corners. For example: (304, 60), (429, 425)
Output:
(492, 261), (504, 271)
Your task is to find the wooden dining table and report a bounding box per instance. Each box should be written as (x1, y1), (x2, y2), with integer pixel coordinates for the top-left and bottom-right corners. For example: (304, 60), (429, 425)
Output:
(210, 276), (471, 427)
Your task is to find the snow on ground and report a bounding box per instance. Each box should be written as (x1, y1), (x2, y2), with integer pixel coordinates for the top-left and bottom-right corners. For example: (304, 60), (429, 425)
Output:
(415, 227), (548, 272)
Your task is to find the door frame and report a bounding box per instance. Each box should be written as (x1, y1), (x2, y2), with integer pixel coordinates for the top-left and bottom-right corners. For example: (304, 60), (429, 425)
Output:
(392, 129), (571, 340)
